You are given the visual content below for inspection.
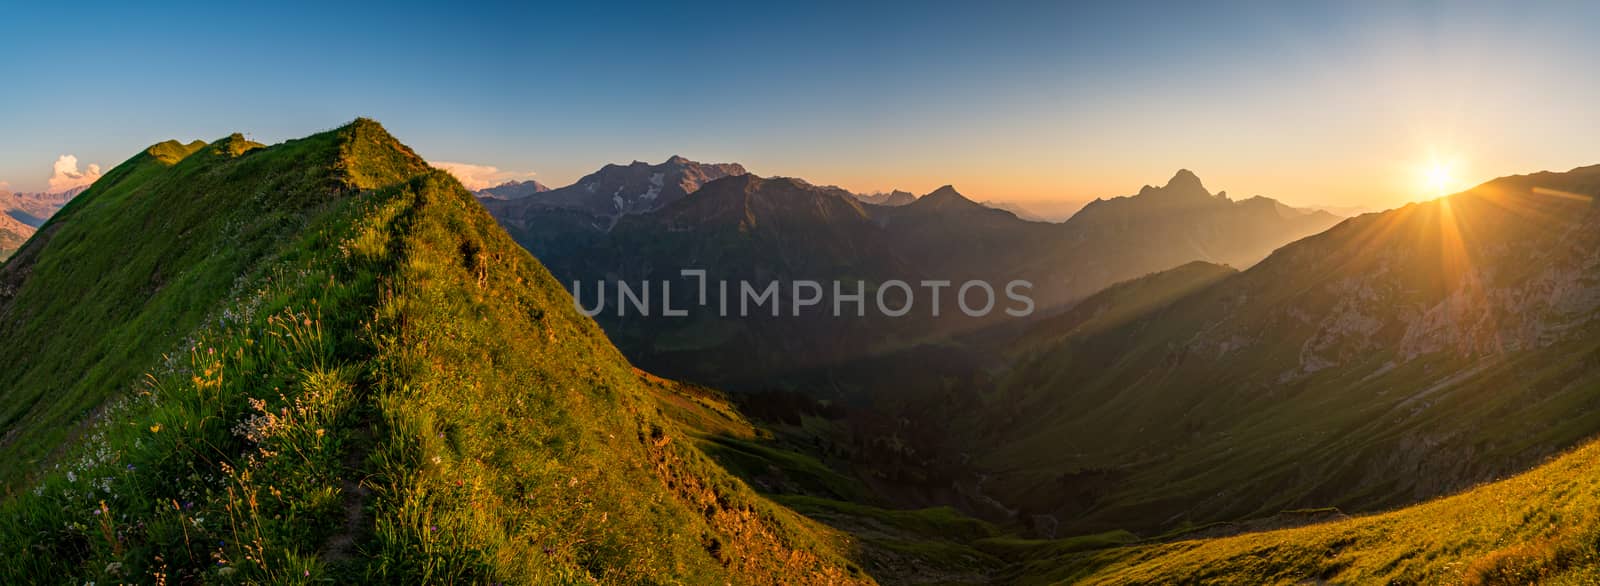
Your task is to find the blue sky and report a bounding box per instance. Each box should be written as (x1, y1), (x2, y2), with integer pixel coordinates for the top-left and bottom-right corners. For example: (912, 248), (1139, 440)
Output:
(3, 1), (1598, 209)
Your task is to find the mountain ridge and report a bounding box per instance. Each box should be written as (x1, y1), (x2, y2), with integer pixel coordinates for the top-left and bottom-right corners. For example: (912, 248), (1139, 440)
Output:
(474, 178), (550, 199)
(0, 119), (870, 583)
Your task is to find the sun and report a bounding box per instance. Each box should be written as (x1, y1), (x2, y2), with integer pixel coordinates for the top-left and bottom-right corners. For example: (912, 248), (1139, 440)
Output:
(1423, 160), (1456, 197)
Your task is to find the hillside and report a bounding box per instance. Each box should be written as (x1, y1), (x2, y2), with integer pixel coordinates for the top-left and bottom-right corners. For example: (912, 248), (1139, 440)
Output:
(1015, 260), (1237, 349)
(978, 164), (1600, 535)
(0, 120), (870, 583)
(1026, 433), (1600, 584)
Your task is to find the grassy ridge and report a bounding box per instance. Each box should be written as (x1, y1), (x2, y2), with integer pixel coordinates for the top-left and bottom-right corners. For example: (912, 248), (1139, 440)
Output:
(0, 120), (870, 583)
(0, 130), (341, 489)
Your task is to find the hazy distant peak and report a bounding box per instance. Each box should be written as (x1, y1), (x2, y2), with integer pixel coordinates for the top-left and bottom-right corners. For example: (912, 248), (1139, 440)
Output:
(1127, 169), (1226, 204)
(475, 178), (552, 200)
(1166, 168), (1206, 192)
(924, 185), (967, 201)
(852, 189), (916, 206)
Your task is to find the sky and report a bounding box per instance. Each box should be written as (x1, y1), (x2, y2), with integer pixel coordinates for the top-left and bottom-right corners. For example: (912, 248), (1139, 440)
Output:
(2, 1), (1597, 212)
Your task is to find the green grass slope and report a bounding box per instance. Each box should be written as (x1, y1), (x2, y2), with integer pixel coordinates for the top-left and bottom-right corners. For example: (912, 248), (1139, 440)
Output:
(0, 119), (868, 583)
(1032, 436), (1600, 584)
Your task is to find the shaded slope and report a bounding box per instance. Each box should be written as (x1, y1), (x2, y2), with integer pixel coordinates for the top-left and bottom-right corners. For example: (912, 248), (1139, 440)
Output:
(1015, 261), (1237, 349)
(0, 120), (869, 583)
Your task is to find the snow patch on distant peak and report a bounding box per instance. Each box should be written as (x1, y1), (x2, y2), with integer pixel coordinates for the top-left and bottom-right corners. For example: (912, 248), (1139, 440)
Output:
(642, 172), (664, 201)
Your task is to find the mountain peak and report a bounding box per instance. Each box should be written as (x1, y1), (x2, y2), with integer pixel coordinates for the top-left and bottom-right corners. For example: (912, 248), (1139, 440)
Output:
(206, 133), (265, 158)
(908, 185), (979, 212)
(327, 118), (430, 190)
(1129, 169), (1215, 202)
(476, 178), (551, 200)
(665, 154), (692, 165)
(144, 139), (208, 165)
(1164, 169), (1207, 193)
(925, 185), (968, 202)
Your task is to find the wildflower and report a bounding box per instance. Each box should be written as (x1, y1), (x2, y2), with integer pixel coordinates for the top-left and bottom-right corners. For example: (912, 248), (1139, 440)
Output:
(430, 524), (439, 532)
(149, 424), (162, 433)
(104, 562), (123, 575)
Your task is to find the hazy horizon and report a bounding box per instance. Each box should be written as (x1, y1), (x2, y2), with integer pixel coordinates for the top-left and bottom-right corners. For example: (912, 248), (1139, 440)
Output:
(5, 1), (1599, 211)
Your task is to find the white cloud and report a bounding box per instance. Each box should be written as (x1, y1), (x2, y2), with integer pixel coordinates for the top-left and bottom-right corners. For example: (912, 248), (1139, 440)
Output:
(431, 161), (536, 191)
(49, 155), (102, 192)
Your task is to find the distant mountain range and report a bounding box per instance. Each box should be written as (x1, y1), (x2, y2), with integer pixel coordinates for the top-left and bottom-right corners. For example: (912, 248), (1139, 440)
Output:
(473, 178), (550, 199)
(483, 155), (746, 227)
(853, 189), (916, 206)
(484, 160), (1342, 391)
(982, 198), (1090, 222)
(0, 186), (86, 260)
